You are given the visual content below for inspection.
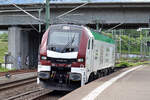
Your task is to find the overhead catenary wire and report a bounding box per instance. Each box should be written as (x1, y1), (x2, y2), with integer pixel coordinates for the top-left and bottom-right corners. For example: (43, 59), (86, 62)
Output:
(6, 0), (45, 23)
(3, 0), (100, 29)
(105, 23), (124, 32)
(4, 0), (45, 33)
(5, 0), (90, 25)
(29, 23), (41, 33)
(12, 3), (42, 22)
(56, 2), (89, 19)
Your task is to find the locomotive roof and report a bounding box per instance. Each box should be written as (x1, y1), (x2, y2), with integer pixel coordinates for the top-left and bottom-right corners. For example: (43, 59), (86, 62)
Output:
(91, 30), (115, 44)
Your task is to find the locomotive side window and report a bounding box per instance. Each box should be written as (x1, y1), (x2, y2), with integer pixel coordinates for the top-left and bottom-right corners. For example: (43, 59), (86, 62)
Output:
(92, 39), (94, 49)
(88, 39), (90, 49)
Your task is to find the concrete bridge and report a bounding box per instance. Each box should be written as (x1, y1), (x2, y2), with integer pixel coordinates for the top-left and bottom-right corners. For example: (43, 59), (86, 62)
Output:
(1, 2), (150, 69)
(0, 2), (150, 29)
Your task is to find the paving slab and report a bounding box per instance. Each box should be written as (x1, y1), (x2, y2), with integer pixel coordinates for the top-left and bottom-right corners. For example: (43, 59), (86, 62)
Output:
(97, 65), (150, 100)
(60, 65), (150, 100)
(59, 67), (129, 100)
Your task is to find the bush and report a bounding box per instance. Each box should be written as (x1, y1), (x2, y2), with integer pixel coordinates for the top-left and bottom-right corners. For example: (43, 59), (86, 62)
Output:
(0, 33), (8, 42)
(0, 67), (9, 72)
(116, 61), (130, 68)
(0, 42), (8, 63)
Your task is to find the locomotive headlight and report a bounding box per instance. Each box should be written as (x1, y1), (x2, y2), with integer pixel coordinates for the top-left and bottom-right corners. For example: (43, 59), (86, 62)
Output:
(69, 73), (81, 81)
(41, 56), (47, 60)
(77, 58), (84, 62)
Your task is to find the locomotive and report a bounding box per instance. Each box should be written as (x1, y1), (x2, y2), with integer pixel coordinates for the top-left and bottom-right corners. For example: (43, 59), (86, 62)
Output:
(37, 24), (115, 91)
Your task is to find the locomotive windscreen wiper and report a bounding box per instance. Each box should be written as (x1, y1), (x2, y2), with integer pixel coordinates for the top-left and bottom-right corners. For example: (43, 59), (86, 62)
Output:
(61, 34), (75, 53)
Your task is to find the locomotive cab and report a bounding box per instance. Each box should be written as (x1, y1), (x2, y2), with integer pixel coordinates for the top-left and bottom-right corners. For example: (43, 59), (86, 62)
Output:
(38, 24), (115, 91)
(38, 24), (88, 91)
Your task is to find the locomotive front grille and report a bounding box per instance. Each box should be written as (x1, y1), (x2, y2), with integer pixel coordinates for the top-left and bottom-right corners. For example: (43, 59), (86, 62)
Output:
(51, 66), (71, 72)
(47, 57), (77, 64)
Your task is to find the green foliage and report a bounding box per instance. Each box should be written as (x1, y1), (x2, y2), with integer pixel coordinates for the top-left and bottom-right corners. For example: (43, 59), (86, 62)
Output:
(116, 60), (150, 68)
(116, 61), (130, 67)
(102, 29), (150, 55)
(0, 67), (9, 72)
(0, 33), (8, 63)
(119, 35), (141, 54)
(0, 33), (8, 42)
(0, 42), (8, 63)
(124, 29), (140, 37)
(129, 61), (150, 66)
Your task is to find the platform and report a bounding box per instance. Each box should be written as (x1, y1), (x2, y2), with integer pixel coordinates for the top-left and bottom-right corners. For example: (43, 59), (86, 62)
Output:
(60, 65), (150, 100)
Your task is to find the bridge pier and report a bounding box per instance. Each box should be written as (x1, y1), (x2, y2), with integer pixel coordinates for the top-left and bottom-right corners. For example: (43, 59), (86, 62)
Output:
(8, 26), (40, 69)
(8, 26), (29, 69)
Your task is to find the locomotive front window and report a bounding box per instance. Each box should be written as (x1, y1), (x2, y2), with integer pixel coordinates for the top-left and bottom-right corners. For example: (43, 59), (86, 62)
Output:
(48, 31), (80, 46)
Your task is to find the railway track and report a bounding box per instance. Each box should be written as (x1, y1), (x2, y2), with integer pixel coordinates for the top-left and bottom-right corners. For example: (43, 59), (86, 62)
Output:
(0, 67), (125, 100)
(0, 76), (37, 91)
(0, 66), (120, 92)
(0, 74), (67, 100)
(0, 76), (41, 100)
(6, 88), (52, 100)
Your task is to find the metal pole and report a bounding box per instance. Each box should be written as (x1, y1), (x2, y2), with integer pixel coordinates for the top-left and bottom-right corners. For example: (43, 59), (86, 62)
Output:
(128, 34), (130, 57)
(38, 9), (42, 33)
(120, 30), (122, 58)
(112, 30), (114, 39)
(146, 31), (148, 57)
(143, 32), (145, 57)
(45, 0), (50, 30)
(114, 30), (117, 59)
(149, 47), (150, 58)
(115, 30), (117, 53)
(96, 22), (99, 31)
(140, 31), (143, 58)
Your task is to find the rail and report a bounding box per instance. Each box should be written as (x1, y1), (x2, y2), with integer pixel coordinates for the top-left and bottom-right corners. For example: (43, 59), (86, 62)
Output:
(0, 76), (37, 91)
(6, 88), (52, 100)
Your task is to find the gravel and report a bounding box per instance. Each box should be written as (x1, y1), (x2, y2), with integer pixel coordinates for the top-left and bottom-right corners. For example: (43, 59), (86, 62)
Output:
(0, 69), (37, 77)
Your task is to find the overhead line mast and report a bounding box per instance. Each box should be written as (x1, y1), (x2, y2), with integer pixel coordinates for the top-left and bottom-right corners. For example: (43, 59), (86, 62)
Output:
(45, 0), (91, 29)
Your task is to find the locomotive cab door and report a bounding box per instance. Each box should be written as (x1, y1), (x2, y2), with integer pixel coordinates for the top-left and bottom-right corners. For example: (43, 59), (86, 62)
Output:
(86, 38), (94, 74)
